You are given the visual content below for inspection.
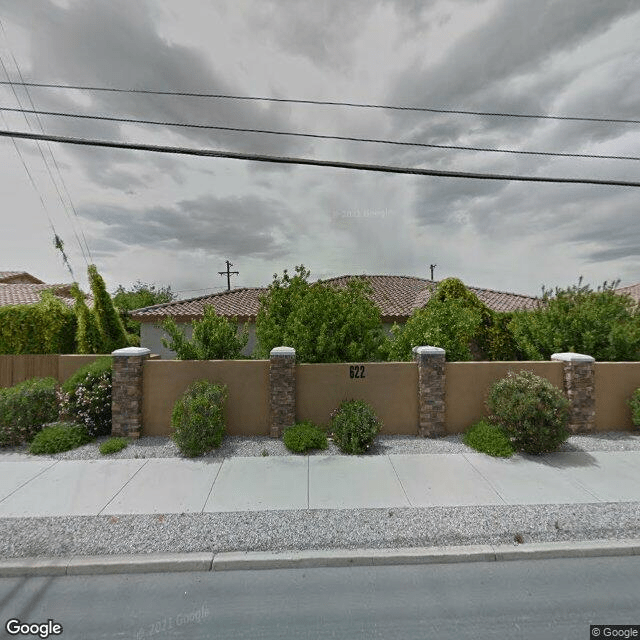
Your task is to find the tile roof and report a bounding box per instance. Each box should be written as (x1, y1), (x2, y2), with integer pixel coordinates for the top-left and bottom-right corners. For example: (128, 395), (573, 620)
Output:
(0, 283), (77, 308)
(615, 283), (640, 304)
(130, 275), (539, 322)
(0, 271), (45, 284)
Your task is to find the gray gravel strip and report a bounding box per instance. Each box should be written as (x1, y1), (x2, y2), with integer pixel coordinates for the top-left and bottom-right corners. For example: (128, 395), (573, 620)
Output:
(0, 502), (639, 559)
(3, 431), (640, 460)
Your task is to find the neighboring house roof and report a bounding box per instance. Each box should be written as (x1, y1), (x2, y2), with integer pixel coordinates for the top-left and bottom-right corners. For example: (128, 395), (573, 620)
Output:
(0, 271), (45, 284)
(130, 275), (539, 323)
(0, 283), (77, 308)
(615, 283), (640, 304)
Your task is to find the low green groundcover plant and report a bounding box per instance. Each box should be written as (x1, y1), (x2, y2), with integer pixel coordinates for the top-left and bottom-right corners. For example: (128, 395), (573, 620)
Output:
(60, 357), (113, 438)
(487, 370), (570, 455)
(100, 436), (129, 455)
(628, 388), (640, 429)
(463, 419), (514, 458)
(0, 377), (59, 446)
(29, 422), (92, 455)
(330, 399), (381, 455)
(283, 421), (328, 453)
(171, 380), (227, 457)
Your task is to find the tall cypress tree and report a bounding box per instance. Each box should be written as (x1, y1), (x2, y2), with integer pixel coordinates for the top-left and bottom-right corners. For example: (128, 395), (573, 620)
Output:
(88, 265), (128, 352)
(71, 283), (101, 354)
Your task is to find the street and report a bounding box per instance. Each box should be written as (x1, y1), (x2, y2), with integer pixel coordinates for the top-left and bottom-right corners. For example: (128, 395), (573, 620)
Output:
(1, 555), (639, 639)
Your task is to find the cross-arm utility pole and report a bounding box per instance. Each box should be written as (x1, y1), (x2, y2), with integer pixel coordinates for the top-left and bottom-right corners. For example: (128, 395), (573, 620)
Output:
(218, 260), (239, 291)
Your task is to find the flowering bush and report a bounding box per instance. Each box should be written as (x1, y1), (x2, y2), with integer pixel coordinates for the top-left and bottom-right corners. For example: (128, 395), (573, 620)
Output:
(59, 357), (113, 437)
(0, 377), (59, 446)
(329, 399), (381, 454)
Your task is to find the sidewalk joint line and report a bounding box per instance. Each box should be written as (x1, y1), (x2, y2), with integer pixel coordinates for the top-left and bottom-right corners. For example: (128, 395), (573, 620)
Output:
(460, 452), (508, 506)
(388, 455), (412, 507)
(97, 459), (149, 516)
(201, 458), (224, 514)
(0, 458), (59, 506)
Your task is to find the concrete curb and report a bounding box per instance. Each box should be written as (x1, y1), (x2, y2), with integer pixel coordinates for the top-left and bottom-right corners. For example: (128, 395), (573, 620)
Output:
(1, 540), (640, 576)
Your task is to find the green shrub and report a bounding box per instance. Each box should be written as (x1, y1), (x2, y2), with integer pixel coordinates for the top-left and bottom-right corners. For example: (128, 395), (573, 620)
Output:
(171, 380), (227, 457)
(283, 421), (328, 453)
(629, 389), (640, 429)
(463, 419), (514, 457)
(99, 436), (129, 455)
(329, 399), (381, 454)
(60, 357), (112, 437)
(0, 291), (77, 354)
(29, 422), (92, 454)
(0, 377), (59, 446)
(487, 370), (570, 455)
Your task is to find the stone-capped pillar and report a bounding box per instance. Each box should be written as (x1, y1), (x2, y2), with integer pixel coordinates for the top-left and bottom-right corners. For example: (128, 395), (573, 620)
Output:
(413, 345), (446, 437)
(111, 346), (151, 439)
(551, 352), (595, 433)
(269, 346), (296, 438)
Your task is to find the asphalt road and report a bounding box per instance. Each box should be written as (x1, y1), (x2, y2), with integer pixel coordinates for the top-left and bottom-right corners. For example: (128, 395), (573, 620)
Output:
(1, 556), (639, 639)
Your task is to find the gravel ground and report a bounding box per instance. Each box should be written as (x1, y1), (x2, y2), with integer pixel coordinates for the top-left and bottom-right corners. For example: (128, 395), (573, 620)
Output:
(1, 431), (639, 559)
(2, 431), (640, 460)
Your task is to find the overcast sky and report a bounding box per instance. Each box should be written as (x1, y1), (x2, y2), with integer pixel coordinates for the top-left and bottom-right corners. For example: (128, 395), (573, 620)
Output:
(0, 0), (638, 298)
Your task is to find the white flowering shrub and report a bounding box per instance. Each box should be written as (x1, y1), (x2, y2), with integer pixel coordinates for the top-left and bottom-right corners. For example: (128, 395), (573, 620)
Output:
(59, 357), (112, 437)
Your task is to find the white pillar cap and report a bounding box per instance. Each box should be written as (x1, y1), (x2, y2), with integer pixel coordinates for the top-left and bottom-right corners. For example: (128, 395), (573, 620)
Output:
(270, 346), (296, 357)
(111, 347), (152, 357)
(551, 352), (595, 363)
(413, 346), (446, 355)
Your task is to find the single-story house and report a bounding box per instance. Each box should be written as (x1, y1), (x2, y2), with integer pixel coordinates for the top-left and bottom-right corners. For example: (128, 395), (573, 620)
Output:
(0, 271), (77, 308)
(129, 274), (542, 359)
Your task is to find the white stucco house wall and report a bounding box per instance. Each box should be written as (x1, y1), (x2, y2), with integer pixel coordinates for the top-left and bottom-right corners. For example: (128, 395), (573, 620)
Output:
(129, 275), (541, 360)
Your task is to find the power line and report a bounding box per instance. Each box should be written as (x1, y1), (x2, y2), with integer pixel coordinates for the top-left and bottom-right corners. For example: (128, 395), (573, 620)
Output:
(0, 80), (638, 125)
(1, 128), (639, 187)
(1, 105), (637, 162)
(0, 24), (91, 267)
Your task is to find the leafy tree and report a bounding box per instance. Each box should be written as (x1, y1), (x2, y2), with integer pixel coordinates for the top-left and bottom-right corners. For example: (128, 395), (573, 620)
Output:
(71, 283), (101, 354)
(384, 278), (520, 361)
(113, 281), (176, 336)
(255, 266), (385, 362)
(161, 306), (248, 359)
(88, 265), (129, 352)
(509, 278), (640, 361)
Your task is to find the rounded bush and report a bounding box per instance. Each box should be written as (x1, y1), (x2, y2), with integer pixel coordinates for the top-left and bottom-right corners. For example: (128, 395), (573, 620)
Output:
(29, 422), (92, 455)
(0, 377), (59, 446)
(487, 370), (570, 455)
(329, 399), (381, 454)
(628, 388), (640, 429)
(463, 419), (514, 458)
(171, 380), (227, 457)
(99, 436), (129, 455)
(59, 357), (112, 437)
(283, 421), (328, 453)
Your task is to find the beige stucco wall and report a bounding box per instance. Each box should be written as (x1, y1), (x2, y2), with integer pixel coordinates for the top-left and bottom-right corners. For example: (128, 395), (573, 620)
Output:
(595, 362), (640, 431)
(296, 362), (418, 434)
(142, 359), (270, 436)
(445, 361), (565, 434)
(0, 354), (105, 388)
(141, 321), (257, 359)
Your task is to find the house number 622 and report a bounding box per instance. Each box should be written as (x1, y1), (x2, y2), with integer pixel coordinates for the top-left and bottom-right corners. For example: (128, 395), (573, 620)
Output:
(349, 365), (366, 378)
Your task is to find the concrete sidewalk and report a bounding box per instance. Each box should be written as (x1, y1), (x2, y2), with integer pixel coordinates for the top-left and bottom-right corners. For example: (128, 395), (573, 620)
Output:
(2, 449), (640, 517)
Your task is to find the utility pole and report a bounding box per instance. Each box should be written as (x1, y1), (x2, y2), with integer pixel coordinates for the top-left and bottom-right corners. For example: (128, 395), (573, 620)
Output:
(430, 264), (437, 280)
(218, 260), (239, 291)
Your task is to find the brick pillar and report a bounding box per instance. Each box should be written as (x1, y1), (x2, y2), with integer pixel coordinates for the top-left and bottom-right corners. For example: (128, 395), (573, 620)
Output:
(413, 346), (446, 437)
(269, 346), (296, 438)
(111, 347), (151, 439)
(551, 352), (595, 434)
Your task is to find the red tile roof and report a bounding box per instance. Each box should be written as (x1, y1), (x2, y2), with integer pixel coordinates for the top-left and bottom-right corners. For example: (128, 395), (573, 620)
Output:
(0, 283), (77, 308)
(130, 275), (539, 322)
(615, 283), (640, 304)
(0, 271), (45, 284)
